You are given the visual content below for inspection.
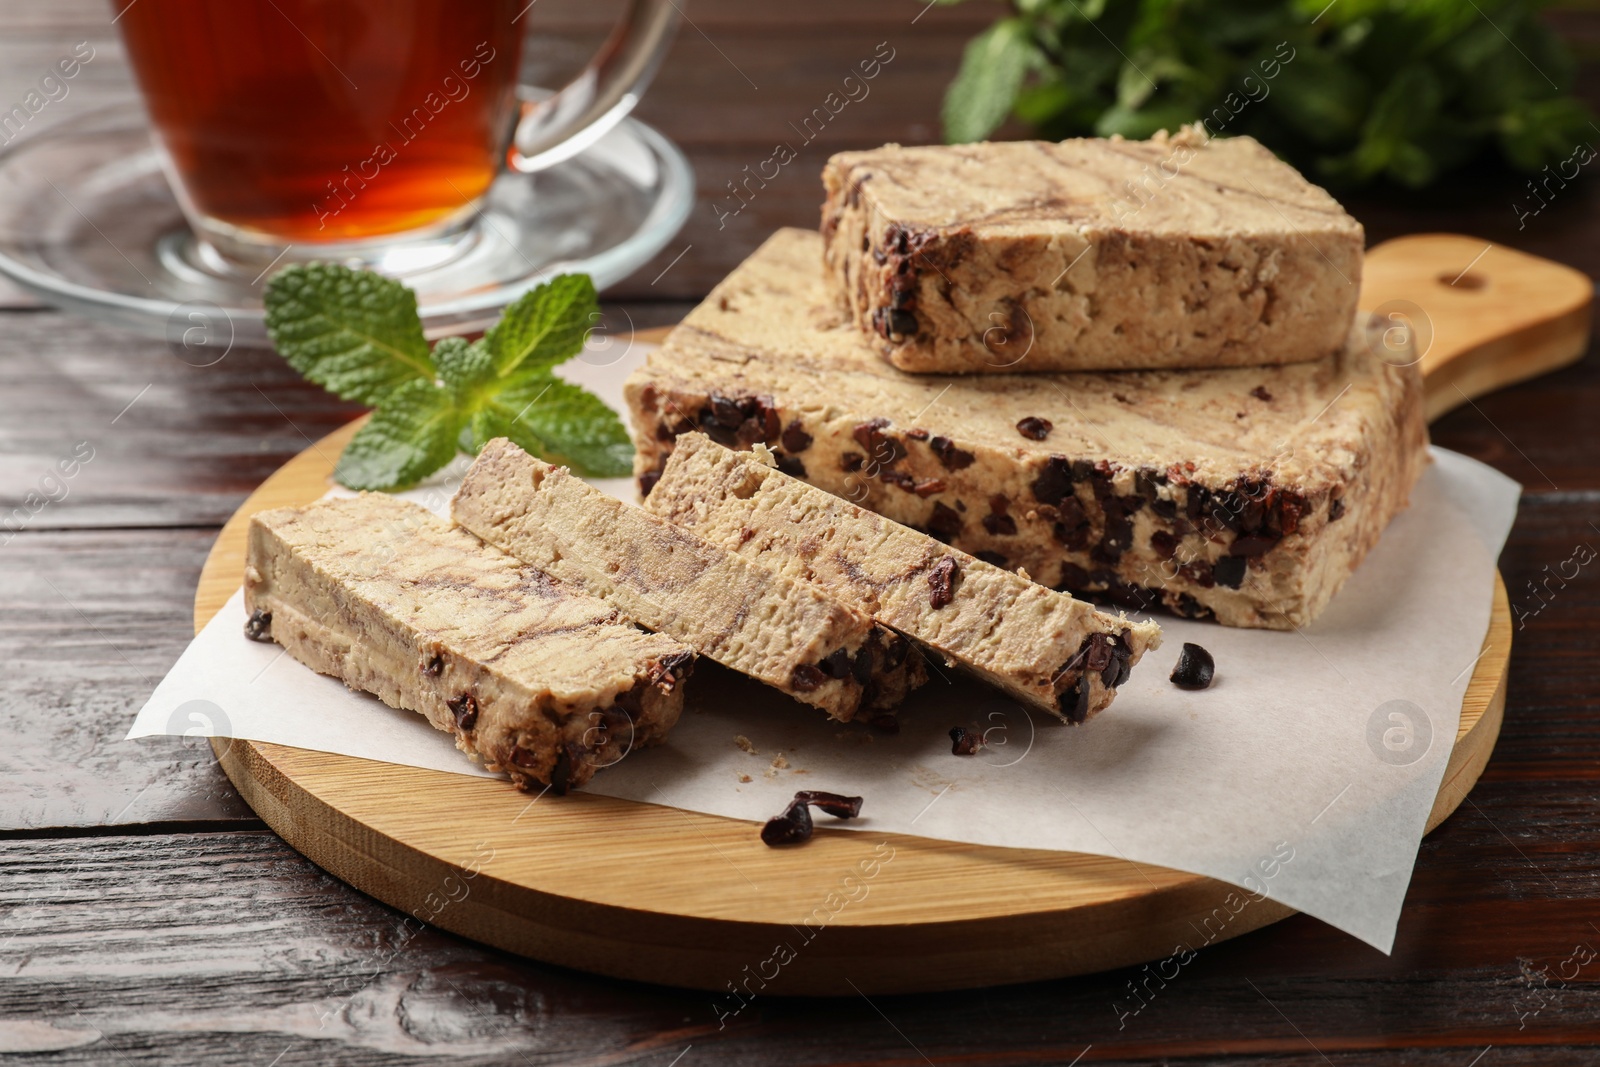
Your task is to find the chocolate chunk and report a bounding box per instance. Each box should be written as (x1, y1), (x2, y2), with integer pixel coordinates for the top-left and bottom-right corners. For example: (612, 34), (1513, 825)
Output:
(1274, 490), (1307, 536)
(927, 501), (963, 542)
(1134, 469), (1166, 500)
(1150, 530), (1180, 559)
(1170, 642), (1215, 690)
(852, 417), (907, 465)
(781, 420), (813, 453)
(762, 790), (867, 847)
(982, 513), (1018, 536)
(1210, 489), (1246, 531)
(244, 609), (273, 642)
(709, 392), (743, 429)
(872, 306), (919, 339)
(793, 790), (864, 819)
(651, 649), (696, 691)
(1031, 457), (1074, 507)
(929, 436), (976, 471)
(1084, 633), (1115, 673)
(883, 634), (911, 669)
(1173, 593), (1211, 619)
(791, 663), (827, 692)
(1329, 496), (1346, 522)
(421, 653), (444, 677)
(1058, 677), (1091, 725)
(949, 726), (982, 755)
(776, 453), (808, 479)
(928, 556), (959, 608)
(638, 470), (661, 498)
(1053, 496), (1091, 550)
(1100, 634), (1131, 687)
(1179, 561), (1217, 589)
(1251, 385), (1273, 402)
(880, 469), (918, 492)
(1056, 562), (1091, 592)
(840, 452), (865, 472)
(550, 742), (587, 795)
(1230, 533), (1279, 557)
(851, 642), (875, 685)
(912, 478), (946, 497)
(448, 693), (479, 732)
(1213, 555), (1248, 589)
(1016, 416), (1053, 440)
(975, 550), (1009, 568)
(905, 428), (930, 441)
(821, 647), (853, 680)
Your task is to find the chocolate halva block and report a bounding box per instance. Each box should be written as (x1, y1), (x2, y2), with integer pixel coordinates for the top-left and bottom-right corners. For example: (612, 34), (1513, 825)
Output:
(821, 129), (1364, 373)
(645, 432), (1161, 723)
(624, 229), (1427, 631)
(244, 494), (695, 793)
(453, 439), (925, 721)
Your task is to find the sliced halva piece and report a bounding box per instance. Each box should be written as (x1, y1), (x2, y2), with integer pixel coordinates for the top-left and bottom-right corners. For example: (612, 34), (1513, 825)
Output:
(453, 439), (926, 721)
(822, 129), (1364, 373)
(244, 493), (695, 793)
(645, 432), (1161, 722)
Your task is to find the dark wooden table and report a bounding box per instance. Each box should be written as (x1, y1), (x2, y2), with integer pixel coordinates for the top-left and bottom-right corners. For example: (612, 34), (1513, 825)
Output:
(3, 1), (1599, 1062)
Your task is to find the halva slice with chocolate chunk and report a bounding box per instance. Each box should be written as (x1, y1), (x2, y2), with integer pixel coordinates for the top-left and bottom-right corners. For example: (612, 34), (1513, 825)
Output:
(624, 229), (1427, 631)
(243, 494), (695, 794)
(453, 439), (925, 721)
(645, 433), (1161, 723)
(821, 129), (1364, 373)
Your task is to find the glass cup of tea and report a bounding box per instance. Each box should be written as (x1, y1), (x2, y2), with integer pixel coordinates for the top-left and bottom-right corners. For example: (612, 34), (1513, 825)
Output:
(111, 0), (678, 277)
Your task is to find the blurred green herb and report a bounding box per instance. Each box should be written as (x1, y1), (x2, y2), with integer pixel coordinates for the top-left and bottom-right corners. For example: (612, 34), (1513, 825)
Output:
(938, 0), (1597, 188)
(264, 265), (632, 490)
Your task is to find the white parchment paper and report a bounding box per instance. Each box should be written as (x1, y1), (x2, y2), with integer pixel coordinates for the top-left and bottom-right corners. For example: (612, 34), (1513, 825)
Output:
(128, 346), (1520, 952)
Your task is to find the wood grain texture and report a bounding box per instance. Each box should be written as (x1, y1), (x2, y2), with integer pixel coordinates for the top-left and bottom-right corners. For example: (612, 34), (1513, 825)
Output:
(4, 816), (1600, 1067)
(0, 529), (256, 831)
(1358, 235), (1593, 420)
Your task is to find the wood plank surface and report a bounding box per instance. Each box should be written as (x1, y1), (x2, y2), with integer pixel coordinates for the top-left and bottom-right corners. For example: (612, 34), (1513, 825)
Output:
(2, 827), (1600, 1065)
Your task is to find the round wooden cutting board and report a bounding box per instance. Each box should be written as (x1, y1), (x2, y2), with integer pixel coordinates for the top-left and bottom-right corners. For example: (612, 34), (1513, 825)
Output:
(199, 233), (1585, 995)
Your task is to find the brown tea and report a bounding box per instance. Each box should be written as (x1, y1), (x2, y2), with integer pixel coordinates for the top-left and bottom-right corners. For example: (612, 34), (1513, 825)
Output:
(114, 0), (525, 243)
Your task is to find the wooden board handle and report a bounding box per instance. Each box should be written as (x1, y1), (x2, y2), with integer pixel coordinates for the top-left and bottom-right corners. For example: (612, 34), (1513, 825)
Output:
(1360, 233), (1593, 421)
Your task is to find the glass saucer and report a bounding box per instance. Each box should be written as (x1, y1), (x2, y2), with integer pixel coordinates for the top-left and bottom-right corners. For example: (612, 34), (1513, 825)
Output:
(0, 102), (694, 344)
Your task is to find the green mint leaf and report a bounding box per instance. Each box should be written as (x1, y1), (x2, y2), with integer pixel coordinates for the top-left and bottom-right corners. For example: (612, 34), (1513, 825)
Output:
(434, 336), (495, 394)
(482, 274), (598, 382)
(472, 377), (633, 478)
(264, 263), (434, 406)
(334, 380), (464, 491)
(942, 18), (1034, 144)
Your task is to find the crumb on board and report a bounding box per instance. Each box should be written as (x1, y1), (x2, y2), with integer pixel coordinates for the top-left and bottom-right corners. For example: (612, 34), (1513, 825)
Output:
(771, 754), (789, 770)
(738, 774), (753, 783)
(734, 734), (757, 755)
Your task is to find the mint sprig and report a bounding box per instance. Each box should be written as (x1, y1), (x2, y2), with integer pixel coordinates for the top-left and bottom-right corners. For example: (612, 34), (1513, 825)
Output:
(264, 265), (632, 490)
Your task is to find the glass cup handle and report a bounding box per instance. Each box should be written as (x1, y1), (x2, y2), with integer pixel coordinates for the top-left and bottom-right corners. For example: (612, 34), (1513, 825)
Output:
(507, 0), (680, 174)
